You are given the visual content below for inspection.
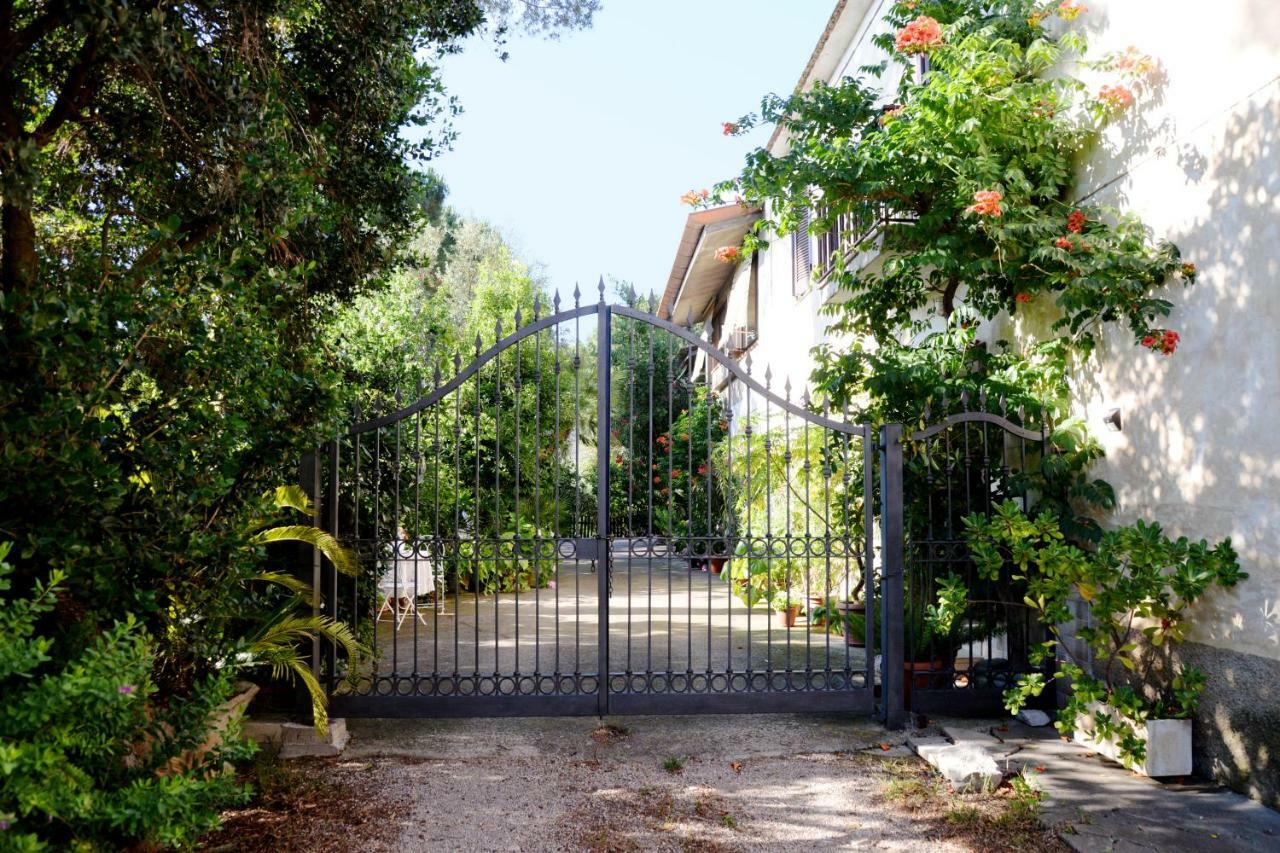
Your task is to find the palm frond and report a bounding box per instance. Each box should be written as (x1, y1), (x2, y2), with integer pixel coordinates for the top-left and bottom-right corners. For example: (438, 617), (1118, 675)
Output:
(271, 484), (316, 516)
(251, 570), (315, 598)
(250, 525), (357, 577)
(242, 614), (367, 737)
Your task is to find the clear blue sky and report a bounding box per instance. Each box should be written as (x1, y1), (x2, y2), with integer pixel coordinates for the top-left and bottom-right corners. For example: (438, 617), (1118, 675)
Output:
(427, 1), (836, 301)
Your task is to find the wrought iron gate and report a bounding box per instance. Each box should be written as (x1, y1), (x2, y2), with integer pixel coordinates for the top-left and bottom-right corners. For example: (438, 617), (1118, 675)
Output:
(311, 289), (886, 719)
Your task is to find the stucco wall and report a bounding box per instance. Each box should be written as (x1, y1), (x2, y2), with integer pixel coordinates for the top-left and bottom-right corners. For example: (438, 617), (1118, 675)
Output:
(1037, 0), (1280, 663)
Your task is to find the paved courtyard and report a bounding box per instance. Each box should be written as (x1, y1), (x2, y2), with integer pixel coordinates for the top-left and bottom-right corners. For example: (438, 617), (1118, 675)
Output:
(369, 547), (871, 684)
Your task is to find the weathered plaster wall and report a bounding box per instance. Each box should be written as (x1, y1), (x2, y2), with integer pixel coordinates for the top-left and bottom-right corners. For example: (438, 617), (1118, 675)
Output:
(1011, 0), (1280, 803)
(1065, 0), (1280, 664)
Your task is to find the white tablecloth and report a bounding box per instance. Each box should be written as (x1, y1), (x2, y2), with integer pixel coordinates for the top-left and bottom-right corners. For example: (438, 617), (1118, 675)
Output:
(377, 543), (441, 599)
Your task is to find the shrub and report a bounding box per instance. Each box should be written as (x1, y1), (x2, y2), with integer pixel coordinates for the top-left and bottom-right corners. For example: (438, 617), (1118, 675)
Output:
(0, 543), (250, 850)
(964, 502), (1246, 768)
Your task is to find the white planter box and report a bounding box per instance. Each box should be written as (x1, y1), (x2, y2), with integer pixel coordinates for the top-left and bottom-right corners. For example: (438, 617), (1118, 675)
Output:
(1073, 701), (1192, 777)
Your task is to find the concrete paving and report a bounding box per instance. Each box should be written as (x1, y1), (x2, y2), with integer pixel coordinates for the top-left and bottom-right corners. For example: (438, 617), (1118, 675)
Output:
(369, 554), (870, 683)
(928, 717), (1280, 852)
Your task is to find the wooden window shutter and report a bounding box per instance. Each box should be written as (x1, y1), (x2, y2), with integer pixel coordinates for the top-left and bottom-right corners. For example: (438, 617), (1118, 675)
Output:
(792, 208), (811, 297)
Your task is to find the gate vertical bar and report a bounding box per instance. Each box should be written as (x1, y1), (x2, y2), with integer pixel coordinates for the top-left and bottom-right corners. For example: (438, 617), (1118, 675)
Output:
(327, 438), (341, 697)
(596, 293), (612, 715)
(879, 424), (907, 728)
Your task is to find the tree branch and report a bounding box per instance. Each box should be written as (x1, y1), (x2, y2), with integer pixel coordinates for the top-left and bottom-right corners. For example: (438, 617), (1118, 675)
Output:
(33, 30), (101, 145)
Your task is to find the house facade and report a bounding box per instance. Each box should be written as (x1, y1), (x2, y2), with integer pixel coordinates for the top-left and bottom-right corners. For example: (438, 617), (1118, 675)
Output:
(659, 0), (1280, 805)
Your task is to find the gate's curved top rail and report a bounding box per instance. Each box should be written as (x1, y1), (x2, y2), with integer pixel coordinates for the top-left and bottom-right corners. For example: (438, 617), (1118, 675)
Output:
(908, 410), (1047, 442)
(348, 303), (597, 435)
(348, 301), (870, 437)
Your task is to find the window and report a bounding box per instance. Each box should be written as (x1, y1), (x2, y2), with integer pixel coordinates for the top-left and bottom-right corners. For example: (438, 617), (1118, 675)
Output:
(791, 208), (811, 297)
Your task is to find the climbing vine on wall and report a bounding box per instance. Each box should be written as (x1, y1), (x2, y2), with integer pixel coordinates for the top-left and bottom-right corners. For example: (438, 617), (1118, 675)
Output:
(712, 0), (1195, 406)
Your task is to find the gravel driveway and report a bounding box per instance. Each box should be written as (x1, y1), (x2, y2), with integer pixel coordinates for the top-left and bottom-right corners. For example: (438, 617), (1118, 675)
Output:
(316, 714), (1039, 851)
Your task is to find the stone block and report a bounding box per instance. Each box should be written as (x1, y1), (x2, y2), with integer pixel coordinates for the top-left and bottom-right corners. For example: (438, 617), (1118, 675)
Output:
(932, 744), (1003, 793)
(1017, 709), (1051, 727)
(242, 717), (349, 759)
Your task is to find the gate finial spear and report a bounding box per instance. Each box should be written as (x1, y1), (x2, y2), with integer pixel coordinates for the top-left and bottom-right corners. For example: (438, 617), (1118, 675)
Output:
(475, 332), (483, 356)
(960, 389), (970, 409)
(515, 305), (523, 328)
(764, 365), (772, 389)
(784, 376), (792, 400)
(978, 388), (988, 410)
(453, 351), (462, 372)
(533, 293), (541, 320)
(744, 353), (752, 374)
(598, 276), (606, 303)
(573, 283), (581, 307)
(553, 290), (561, 312)
(999, 394), (1008, 416)
(684, 307), (695, 329)
(417, 378), (424, 396)
(495, 316), (502, 339)
(433, 364), (441, 388)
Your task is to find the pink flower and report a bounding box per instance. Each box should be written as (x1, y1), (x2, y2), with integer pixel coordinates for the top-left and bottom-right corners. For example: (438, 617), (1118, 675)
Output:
(1055, 236), (1074, 250)
(1057, 1), (1087, 21)
(722, 121), (739, 136)
(1181, 262), (1197, 278)
(118, 684), (136, 695)
(1016, 293), (1031, 304)
(1067, 210), (1086, 233)
(1098, 84), (1135, 110)
(681, 190), (700, 206)
(895, 15), (943, 54)
(714, 246), (741, 264)
(965, 189), (1004, 217)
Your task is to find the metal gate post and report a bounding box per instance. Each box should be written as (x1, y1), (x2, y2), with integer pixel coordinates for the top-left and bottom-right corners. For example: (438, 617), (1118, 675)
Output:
(879, 424), (907, 729)
(595, 296), (612, 716)
(297, 450), (323, 724)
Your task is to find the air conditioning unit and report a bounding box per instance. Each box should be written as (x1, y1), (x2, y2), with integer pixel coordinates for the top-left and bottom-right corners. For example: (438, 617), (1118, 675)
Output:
(725, 326), (756, 357)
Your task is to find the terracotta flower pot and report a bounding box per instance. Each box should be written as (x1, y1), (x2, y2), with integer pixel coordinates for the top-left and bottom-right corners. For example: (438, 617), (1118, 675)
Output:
(709, 557), (727, 575)
(140, 681), (259, 776)
(776, 604), (802, 628)
(903, 661), (946, 706)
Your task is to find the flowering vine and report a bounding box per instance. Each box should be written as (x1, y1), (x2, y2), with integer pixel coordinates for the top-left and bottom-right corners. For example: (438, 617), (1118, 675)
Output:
(714, 0), (1193, 367)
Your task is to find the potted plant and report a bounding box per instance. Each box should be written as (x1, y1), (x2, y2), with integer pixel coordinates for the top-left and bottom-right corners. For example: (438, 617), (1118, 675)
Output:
(965, 500), (1246, 776)
(771, 589), (804, 628)
(840, 604), (868, 648)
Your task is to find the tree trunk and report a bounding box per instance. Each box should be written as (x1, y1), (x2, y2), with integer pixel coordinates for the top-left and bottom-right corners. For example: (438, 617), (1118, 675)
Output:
(2, 200), (37, 291)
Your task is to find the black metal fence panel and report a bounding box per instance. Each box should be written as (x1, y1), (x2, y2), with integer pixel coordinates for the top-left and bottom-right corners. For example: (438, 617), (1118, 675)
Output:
(313, 293), (884, 719)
